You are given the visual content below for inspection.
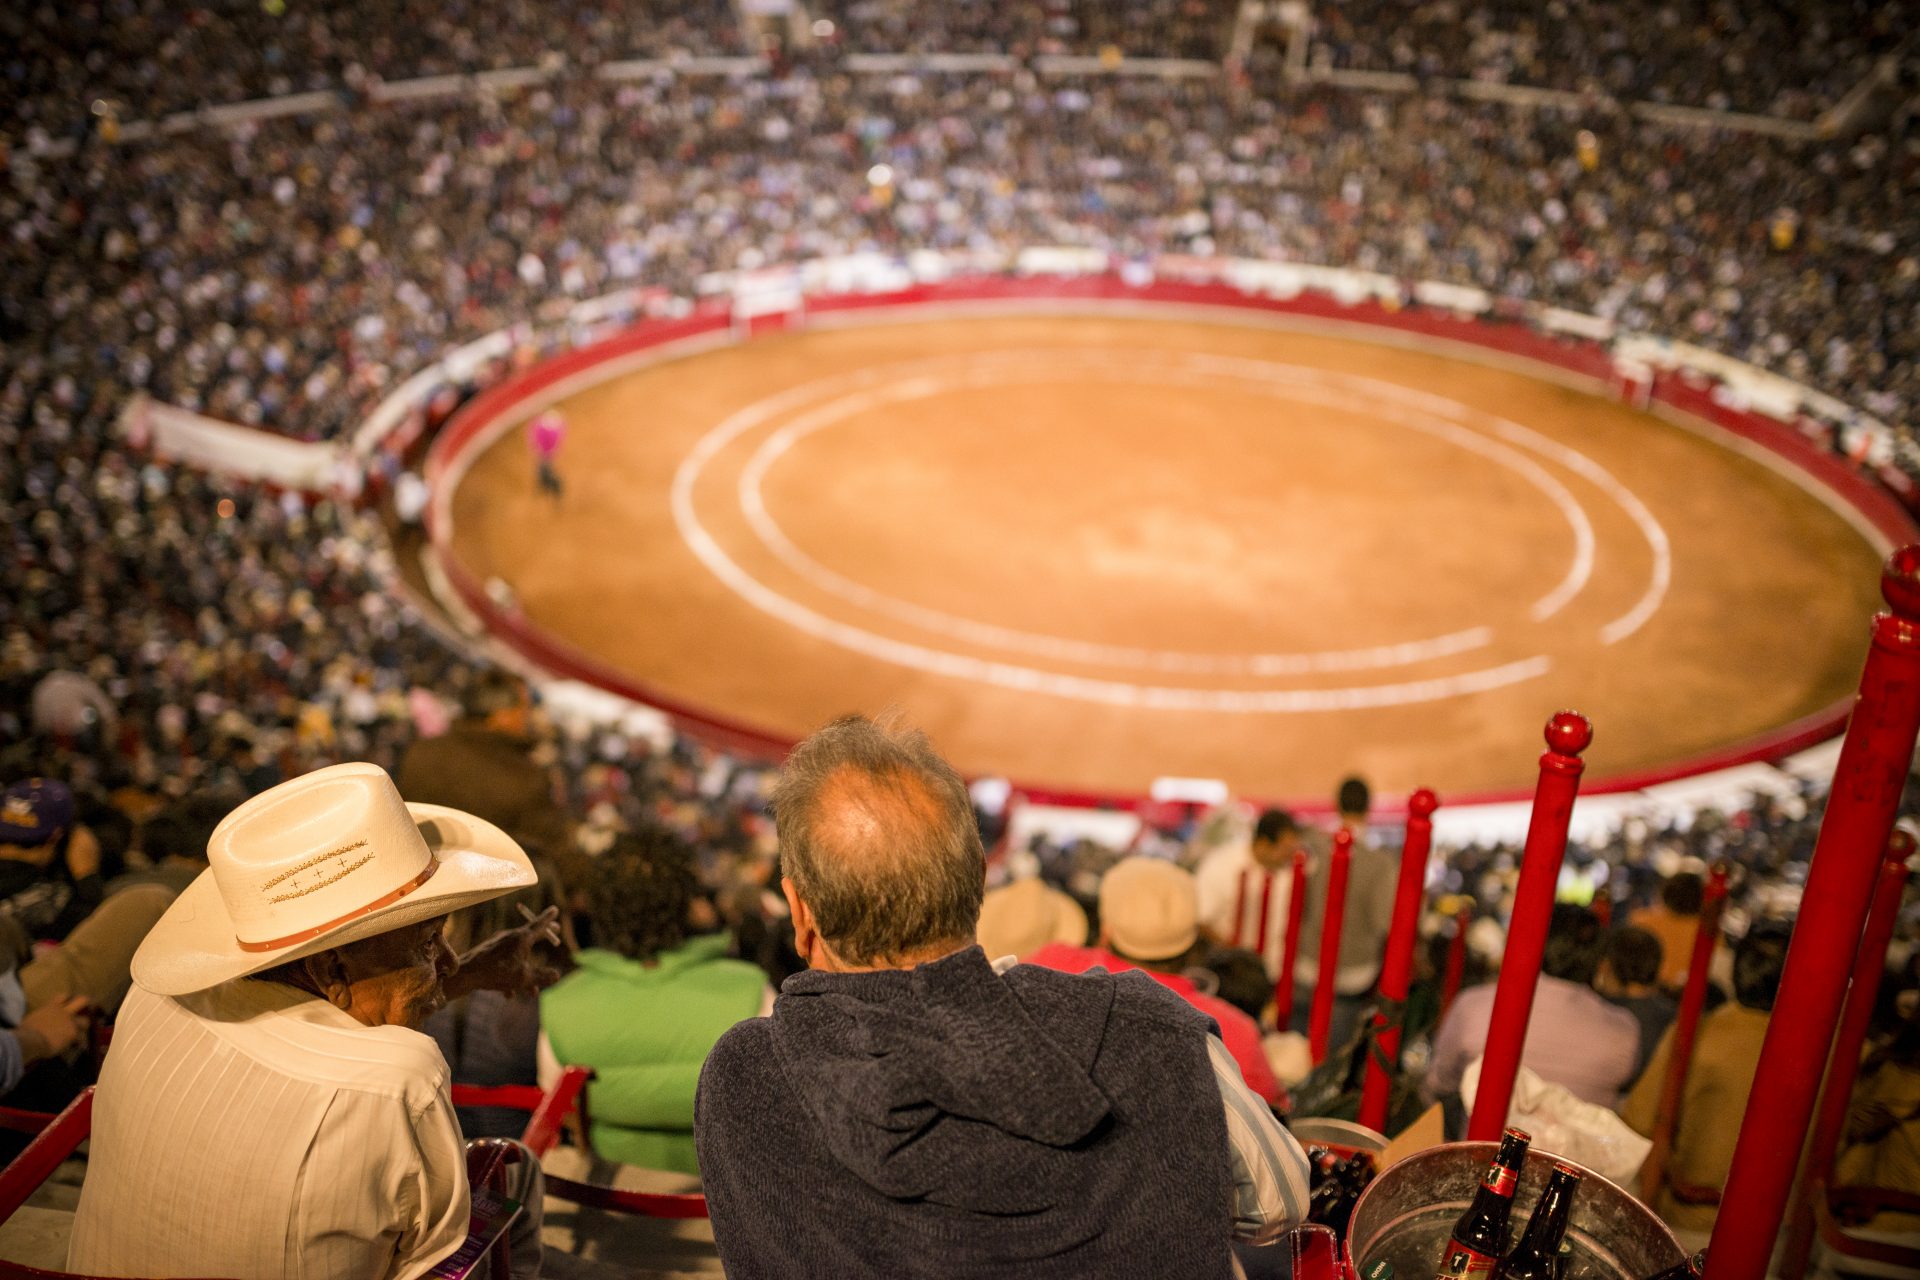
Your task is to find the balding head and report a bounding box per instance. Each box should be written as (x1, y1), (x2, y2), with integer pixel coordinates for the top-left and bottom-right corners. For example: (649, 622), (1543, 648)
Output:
(774, 715), (984, 968)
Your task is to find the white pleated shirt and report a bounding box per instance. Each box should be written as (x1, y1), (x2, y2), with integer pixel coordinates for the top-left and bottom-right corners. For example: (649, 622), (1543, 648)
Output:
(1195, 842), (1294, 979)
(68, 978), (469, 1280)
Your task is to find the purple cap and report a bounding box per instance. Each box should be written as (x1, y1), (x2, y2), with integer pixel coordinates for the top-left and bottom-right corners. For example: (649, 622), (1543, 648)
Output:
(0, 780), (74, 845)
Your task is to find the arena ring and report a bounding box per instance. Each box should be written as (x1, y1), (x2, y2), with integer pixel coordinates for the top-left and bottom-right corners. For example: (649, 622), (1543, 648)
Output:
(423, 272), (1911, 809)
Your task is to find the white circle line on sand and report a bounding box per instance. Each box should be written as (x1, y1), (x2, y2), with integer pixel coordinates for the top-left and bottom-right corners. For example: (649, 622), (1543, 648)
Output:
(1195, 356), (1673, 643)
(733, 348), (1590, 671)
(670, 353), (1558, 709)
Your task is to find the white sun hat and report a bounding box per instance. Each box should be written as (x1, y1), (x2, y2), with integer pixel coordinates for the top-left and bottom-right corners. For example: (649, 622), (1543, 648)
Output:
(133, 762), (536, 996)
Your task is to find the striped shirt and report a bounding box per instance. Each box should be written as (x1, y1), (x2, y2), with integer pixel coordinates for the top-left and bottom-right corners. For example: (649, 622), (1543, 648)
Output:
(991, 955), (1310, 1241)
(68, 980), (469, 1280)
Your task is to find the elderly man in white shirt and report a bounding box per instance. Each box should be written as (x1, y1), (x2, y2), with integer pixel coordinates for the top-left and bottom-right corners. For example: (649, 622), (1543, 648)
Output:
(67, 762), (564, 1280)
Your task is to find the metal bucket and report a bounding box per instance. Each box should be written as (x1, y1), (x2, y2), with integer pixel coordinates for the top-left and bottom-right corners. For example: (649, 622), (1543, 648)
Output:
(1346, 1142), (1688, 1280)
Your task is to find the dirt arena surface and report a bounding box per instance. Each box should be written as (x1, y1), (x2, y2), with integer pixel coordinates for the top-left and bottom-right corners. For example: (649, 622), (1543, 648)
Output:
(445, 309), (1884, 800)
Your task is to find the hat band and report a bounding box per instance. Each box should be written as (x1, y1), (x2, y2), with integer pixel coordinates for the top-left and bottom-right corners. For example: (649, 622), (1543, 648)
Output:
(237, 859), (441, 953)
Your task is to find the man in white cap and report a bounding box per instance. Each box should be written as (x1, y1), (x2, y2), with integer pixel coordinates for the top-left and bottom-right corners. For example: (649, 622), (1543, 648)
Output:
(1028, 856), (1282, 1106)
(67, 763), (564, 1280)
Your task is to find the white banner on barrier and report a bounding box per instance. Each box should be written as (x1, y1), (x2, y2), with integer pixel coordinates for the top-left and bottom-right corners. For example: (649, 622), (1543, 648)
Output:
(121, 396), (346, 492)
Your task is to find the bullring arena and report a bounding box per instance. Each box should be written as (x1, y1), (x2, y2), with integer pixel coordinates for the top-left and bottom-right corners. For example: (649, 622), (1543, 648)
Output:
(18, 1), (1920, 1271)
(434, 277), (1892, 803)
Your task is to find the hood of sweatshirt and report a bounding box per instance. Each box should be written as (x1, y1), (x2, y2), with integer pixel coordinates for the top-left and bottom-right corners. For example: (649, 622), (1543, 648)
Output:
(768, 945), (1121, 1214)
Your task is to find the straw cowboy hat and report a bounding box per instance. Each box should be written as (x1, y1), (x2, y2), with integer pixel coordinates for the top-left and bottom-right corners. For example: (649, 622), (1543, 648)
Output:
(133, 762), (535, 996)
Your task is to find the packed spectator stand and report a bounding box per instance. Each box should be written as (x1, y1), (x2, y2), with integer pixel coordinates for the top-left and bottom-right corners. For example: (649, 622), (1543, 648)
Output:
(5, 0), (1920, 1274)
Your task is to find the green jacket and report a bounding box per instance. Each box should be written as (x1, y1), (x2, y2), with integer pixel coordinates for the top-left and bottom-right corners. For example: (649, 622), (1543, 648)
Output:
(541, 935), (766, 1174)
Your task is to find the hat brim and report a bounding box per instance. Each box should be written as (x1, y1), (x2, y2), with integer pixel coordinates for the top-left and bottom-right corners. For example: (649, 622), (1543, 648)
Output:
(132, 803), (537, 996)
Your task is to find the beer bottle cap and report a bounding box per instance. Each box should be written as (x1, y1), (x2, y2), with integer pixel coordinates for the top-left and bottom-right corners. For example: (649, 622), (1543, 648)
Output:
(1362, 1261), (1395, 1280)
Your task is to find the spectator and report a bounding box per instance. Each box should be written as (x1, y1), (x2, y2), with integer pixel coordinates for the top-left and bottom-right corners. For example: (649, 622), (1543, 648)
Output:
(30, 669), (117, 741)
(67, 763), (566, 1279)
(0, 899), (90, 1105)
(1620, 923), (1791, 1239)
(1028, 855), (1283, 1105)
(1427, 903), (1642, 1109)
(427, 854), (573, 1140)
(397, 671), (573, 875)
(0, 779), (102, 942)
(1292, 775), (1398, 1047)
(539, 827), (767, 1174)
(111, 791), (232, 897)
(1631, 871), (1707, 992)
(976, 872), (1088, 960)
(695, 715), (1309, 1277)
(1197, 807), (1305, 980)
(1596, 925), (1678, 1087)
(0, 779), (172, 1029)
(1834, 1001), (1920, 1243)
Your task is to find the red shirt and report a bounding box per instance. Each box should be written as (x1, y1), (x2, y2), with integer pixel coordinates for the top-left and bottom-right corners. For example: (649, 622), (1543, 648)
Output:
(1025, 943), (1283, 1106)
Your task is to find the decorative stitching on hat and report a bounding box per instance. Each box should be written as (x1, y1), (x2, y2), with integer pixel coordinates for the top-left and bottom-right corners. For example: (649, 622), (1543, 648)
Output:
(262, 839), (371, 901)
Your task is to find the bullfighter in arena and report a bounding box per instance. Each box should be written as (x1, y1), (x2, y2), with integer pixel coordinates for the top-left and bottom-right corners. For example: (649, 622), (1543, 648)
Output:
(530, 408), (567, 502)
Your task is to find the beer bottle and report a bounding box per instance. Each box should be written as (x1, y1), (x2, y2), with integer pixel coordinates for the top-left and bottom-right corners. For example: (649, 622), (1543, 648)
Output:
(1498, 1163), (1581, 1279)
(1434, 1128), (1530, 1278)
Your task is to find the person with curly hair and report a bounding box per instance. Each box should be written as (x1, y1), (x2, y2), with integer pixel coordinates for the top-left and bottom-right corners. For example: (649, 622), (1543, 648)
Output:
(539, 826), (769, 1175)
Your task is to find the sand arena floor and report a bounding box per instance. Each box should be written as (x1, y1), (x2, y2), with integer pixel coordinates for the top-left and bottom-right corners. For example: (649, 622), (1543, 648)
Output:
(444, 310), (1883, 801)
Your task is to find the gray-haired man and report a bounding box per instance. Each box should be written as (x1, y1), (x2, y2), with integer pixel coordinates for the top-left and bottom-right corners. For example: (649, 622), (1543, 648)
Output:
(695, 715), (1309, 1279)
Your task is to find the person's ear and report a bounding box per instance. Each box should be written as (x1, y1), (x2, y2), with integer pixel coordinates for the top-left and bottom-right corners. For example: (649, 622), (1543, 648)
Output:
(307, 952), (354, 1011)
(782, 877), (820, 968)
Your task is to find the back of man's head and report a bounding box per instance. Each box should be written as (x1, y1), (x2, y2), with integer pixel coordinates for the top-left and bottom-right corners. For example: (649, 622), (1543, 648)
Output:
(1733, 923), (1791, 1011)
(1603, 925), (1663, 990)
(1661, 871), (1705, 916)
(1541, 902), (1605, 985)
(773, 715), (984, 967)
(1252, 808), (1296, 846)
(141, 792), (233, 864)
(1335, 776), (1370, 820)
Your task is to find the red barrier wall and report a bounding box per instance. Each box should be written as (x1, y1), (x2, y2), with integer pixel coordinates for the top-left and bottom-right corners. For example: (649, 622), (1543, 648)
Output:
(424, 274), (1916, 803)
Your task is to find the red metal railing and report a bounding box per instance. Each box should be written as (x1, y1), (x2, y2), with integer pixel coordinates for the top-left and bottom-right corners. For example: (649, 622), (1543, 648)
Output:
(1360, 787), (1438, 1133)
(1440, 904), (1470, 1019)
(1779, 828), (1915, 1274)
(1466, 711), (1594, 1141)
(1308, 827), (1354, 1063)
(1708, 546), (1920, 1279)
(1637, 863), (1729, 1202)
(1274, 847), (1309, 1030)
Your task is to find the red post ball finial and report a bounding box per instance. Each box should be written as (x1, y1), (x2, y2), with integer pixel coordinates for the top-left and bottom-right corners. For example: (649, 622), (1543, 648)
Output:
(1408, 788), (1439, 819)
(1544, 710), (1593, 756)
(1889, 827), (1917, 861)
(1881, 545), (1920, 620)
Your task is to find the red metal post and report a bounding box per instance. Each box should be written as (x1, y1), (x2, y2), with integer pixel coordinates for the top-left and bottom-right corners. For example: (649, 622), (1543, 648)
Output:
(1441, 905), (1470, 1019)
(1637, 863), (1730, 1202)
(1360, 788), (1439, 1133)
(1309, 828), (1355, 1063)
(1780, 829), (1915, 1276)
(1466, 711), (1593, 1141)
(1707, 547), (1920, 1280)
(1274, 847), (1309, 1029)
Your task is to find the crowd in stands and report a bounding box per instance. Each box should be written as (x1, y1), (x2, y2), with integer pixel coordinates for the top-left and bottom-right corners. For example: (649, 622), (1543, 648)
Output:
(5, 3), (1920, 1269)
(4, 0), (749, 136)
(10, 62), (1919, 474)
(1303, 0), (1916, 120)
(811, 0), (1234, 61)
